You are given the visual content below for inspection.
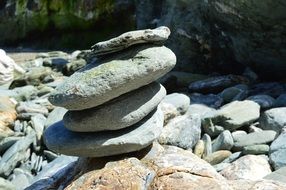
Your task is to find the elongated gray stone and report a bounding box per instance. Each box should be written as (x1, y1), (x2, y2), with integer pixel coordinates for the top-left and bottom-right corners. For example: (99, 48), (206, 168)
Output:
(49, 45), (176, 110)
(91, 26), (170, 56)
(233, 130), (277, 150)
(44, 108), (163, 157)
(64, 82), (166, 132)
(242, 144), (270, 155)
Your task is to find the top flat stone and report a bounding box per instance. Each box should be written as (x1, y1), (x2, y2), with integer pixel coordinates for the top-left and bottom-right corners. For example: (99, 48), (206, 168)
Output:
(91, 26), (170, 56)
(48, 45), (176, 110)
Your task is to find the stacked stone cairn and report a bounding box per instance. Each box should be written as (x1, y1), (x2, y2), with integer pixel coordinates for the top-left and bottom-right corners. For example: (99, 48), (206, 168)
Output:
(43, 27), (176, 157)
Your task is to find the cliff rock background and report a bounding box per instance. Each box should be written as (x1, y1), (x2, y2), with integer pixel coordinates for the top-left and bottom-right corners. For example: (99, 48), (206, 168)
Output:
(1, 0), (286, 79)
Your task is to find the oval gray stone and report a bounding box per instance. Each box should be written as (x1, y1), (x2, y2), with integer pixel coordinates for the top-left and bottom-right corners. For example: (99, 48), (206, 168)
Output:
(44, 108), (164, 157)
(63, 82), (166, 132)
(49, 45), (176, 110)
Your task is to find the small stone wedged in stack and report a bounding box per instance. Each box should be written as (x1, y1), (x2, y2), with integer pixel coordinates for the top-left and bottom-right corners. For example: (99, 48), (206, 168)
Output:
(44, 26), (176, 157)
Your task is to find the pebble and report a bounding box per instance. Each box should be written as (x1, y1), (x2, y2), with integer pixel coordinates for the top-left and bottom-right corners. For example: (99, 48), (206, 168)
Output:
(270, 149), (286, 170)
(194, 140), (204, 158)
(219, 84), (248, 103)
(212, 130), (234, 152)
(186, 104), (216, 120)
(0, 129), (35, 176)
(16, 101), (49, 116)
(275, 94), (286, 107)
(248, 82), (286, 98)
(44, 107), (67, 128)
(203, 150), (232, 165)
(31, 114), (46, 141)
(264, 166), (286, 184)
(269, 130), (286, 170)
(231, 130), (247, 141)
(0, 136), (22, 154)
(221, 152), (242, 164)
(233, 130), (277, 150)
(220, 155), (271, 180)
(202, 134), (212, 158)
(160, 93), (190, 115)
(242, 144), (270, 155)
(259, 107), (286, 133)
(159, 114), (201, 149)
(189, 93), (223, 108)
(247, 95), (275, 109)
(188, 75), (249, 94)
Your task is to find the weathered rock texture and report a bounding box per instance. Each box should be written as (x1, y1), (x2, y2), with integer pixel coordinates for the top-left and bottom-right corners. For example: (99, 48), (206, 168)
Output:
(49, 45), (176, 110)
(136, 0), (286, 79)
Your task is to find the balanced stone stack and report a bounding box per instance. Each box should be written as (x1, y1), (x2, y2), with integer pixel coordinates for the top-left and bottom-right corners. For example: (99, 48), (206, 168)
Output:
(43, 27), (176, 157)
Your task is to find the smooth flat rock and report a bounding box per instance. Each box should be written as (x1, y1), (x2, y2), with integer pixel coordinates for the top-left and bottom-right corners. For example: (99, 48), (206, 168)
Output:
(49, 45), (176, 110)
(203, 100), (260, 131)
(232, 131), (247, 141)
(45, 107), (67, 128)
(64, 82), (166, 132)
(186, 104), (216, 120)
(270, 130), (286, 153)
(275, 94), (286, 107)
(219, 84), (248, 103)
(220, 155), (272, 180)
(189, 93), (223, 108)
(264, 167), (286, 184)
(248, 82), (286, 98)
(212, 130), (234, 152)
(233, 130), (277, 150)
(91, 26), (170, 56)
(188, 75), (249, 94)
(160, 93), (190, 115)
(247, 95), (275, 109)
(260, 107), (286, 133)
(242, 144), (270, 155)
(44, 108), (164, 157)
(270, 149), (286, 170)
(159, 114), (201, 149)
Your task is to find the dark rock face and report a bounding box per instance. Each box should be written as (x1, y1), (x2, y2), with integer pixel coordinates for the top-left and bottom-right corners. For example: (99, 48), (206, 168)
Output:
(136, 0), (286, 79)
(0, 0), (135, 49)
(1, 0), (286, 79)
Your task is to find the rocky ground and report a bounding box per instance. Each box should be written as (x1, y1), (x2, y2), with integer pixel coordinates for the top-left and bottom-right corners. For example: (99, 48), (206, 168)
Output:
(0, 49), (285, 189)
(1, 36), (286, 189)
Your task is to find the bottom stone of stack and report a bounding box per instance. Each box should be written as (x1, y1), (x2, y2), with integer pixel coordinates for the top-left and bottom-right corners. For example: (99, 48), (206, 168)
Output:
(43, 108), (163, 157)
